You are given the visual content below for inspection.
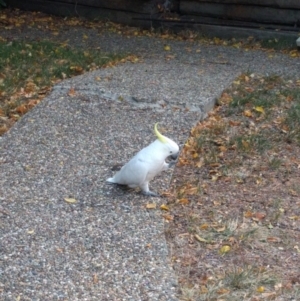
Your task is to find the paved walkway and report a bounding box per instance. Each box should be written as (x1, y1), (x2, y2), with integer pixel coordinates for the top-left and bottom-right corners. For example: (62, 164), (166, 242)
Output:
(1, 28), (300, 300)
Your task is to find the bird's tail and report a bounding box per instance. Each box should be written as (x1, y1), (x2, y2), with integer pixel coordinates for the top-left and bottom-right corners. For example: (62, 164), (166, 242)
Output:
(106, 177), (116, 183)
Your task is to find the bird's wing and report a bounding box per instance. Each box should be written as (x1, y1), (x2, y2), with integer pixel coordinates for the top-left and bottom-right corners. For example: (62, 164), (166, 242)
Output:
(112, 156), (150, 186)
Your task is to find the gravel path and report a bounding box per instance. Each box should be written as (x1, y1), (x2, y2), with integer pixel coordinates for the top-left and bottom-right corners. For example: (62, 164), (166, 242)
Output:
(1, 25), (300, 300)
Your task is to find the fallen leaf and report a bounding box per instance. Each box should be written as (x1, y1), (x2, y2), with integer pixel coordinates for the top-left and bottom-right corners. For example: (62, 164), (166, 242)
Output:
(267, 237), (281, 243)
(68, 87), (76, 96)
(253, 212), (266, 221)
(257, 286), (265, 293)
(178, 198), (189, 205)
(229, 120), (241, 126)
(64, 197), (77, 203)
(200, 285), (208, 293)
(254, 106), (265, 114)
(217, 288), (230, 294)
(243, 110), (252, 117)
(194, 234), (208, 243)
(15, 104), (28, 115)
(164, 45), (171, 51)
(70, 66), (84, 73)
(219, 245), (231, 254)
(160, 204), (169, 211)
(146, 203), (156, 209)
(93, 273), (98, 284)
(261, 292), (276, 298)
(162, 214), (173, 221)
(215, 226), (226, 232)
(200, 223), (209, 230)
(244, 210), (253, 218)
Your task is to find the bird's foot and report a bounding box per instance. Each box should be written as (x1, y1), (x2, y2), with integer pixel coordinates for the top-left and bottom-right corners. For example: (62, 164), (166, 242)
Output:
(142, 190), (160, 197)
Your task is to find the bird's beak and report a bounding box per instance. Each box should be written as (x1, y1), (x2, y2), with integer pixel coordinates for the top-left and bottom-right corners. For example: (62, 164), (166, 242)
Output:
(170, 153), (179, 160)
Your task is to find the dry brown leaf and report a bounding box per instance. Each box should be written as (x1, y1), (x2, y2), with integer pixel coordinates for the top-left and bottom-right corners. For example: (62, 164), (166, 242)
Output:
(267, 237), (281, 243)
(146, 203), (156, 209)
(178, 198), (189, 205)
(162, 214), (173, 222)
(68, 87), (76, 97)
(160, 204), (169, 211)
(200, 223), (209, 230)
(217, 288), (230, 294)
(243, 109), (252, 117)
(194, 234), (208, 243)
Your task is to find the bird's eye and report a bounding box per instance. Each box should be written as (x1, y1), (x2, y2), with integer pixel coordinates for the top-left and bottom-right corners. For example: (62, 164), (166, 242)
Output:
(170, 151), (173, 154)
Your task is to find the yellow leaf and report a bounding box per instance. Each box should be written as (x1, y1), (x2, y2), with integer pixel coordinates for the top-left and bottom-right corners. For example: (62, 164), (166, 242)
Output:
(83, 34), (88, 39)
(257, 286), (265, 293)
(160, 204), (169, 211)
(194, 234), (208, 243)
(254, 106), (265, 114)
(192, 152), (199, 159)
(27, 229), (35, 234)
(164, 45), (171, 51)
(146, 203), (156, 209)
(290, 50), (299, 57)
(64, 197), (77, 203)
(219, 245), (231, 254)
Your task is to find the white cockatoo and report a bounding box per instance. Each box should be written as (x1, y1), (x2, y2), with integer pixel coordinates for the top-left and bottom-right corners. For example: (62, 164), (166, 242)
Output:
(107, 123), (179, 196)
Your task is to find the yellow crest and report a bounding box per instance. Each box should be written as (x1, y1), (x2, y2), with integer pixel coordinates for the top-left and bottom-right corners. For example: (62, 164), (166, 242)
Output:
(154, 123), (168, 143)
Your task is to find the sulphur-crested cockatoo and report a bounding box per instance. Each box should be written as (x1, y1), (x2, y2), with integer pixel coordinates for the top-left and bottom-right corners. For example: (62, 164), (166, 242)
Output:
(107, 123), (179, 196)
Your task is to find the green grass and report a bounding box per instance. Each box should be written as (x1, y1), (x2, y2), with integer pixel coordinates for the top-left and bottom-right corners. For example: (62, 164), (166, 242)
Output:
(0, 40), (121, 99)
(284, 102), (300, 144)
(224, 266), (276, 290)
(231, 133), (271, 154)
(260, 38), (296, 50)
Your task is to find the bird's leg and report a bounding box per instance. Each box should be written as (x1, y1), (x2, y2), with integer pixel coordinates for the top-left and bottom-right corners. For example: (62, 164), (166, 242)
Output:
(140, 182), (160, 197)
(142, 190), (160, 197)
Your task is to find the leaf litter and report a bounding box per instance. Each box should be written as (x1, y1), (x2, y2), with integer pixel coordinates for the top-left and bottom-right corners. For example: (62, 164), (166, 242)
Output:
(167, 74), (300, 301)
